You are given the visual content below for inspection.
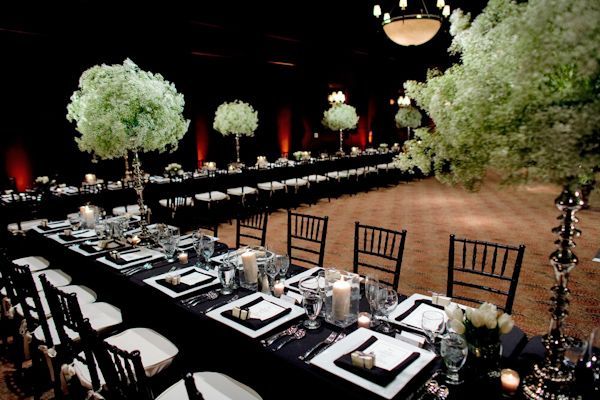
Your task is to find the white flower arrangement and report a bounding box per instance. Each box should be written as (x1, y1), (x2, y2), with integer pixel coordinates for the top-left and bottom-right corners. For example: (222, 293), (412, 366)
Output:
(35, 176), (50, 185)
(213, 100), (258, 137)
(255, 156), (269, 168)
(66, 59), (189, 160)
(445, 302), (514, 340)
(350, 146), (361, 156)
(379, 143), (388, 149)
(399, 0), (600, 190)
(322, 103), (359, 131)
(293, 151), (311, 161)
(395, 106), (422, 129)
(165, 163), (183, 176)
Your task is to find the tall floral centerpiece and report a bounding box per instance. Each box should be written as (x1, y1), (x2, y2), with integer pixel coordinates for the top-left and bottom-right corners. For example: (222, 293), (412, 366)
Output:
(446, 303), (514, 377)
(67, 59), (189, 241)
(396, 0), (599, 397)
(213, 100), (258, 169)
(322, 103), (359, 155)
(394, 106), (422, 140)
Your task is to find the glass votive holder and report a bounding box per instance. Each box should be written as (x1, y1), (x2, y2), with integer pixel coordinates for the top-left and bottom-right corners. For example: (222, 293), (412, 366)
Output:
(178, 252), (189, 264)
(273, 281), (285, 297)
(357, 312), (372, 329)
(500, 368), (520, 395)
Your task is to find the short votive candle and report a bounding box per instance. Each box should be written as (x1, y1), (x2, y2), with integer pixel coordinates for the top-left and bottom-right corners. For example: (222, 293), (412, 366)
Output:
(85, 173), (96, 184)
(500, 369), (520, 395)
(130, 235), (141, 246)
(273, 282), (285, 297)
(357, 312), (372, 329)
(178, 252), (189, 264)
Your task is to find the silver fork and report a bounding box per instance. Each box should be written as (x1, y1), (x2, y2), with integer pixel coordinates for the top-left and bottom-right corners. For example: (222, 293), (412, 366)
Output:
(203, 295), (239, 314)
(187, 291), (219, 307)
(271, 329), (306, 351)
(261, 324), (300, 347)
(307, 332), (346, 362)
(298, 331), (337, 361)
(123, 263), (153, 276)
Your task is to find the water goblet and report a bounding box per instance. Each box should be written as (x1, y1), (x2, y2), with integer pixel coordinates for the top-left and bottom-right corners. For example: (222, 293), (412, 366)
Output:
(193, 230), (205, 268)
(69, 214), (81, 231)
(364, 275), (379, 313)
(275, 254), (290, 279)
(159, 228), (180, 262)
(422, 310), (446, 352)
(94, 221), (107, 240)
(200, 235), (215, 270)
(218, 262), (236, 295)
(441, 333), (468, 385)
(299, 276), (323, 330)
(264, 258), (280, 292)
(375, 286), (398, 333)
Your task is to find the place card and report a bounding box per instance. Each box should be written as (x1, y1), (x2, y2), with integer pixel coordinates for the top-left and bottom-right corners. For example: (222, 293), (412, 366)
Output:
(120, 250), (153, 262)
(280, 294), (298, 305)
(179, 272), (213, 286)
(395, 331), (425, 348)
(248, 300), (287, 321)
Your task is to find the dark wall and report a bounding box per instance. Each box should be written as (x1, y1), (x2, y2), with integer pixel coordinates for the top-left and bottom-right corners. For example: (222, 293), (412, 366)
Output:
(0, 0), (485, 189)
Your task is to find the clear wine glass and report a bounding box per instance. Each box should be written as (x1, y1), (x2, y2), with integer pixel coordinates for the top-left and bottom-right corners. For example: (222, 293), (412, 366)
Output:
(441, 333), (468, 385)
(264, 257), (280, 292)
(193, 230), (205, 268)
(364, 275), (379, 315)
(159, 227), (179, 262)
(275, 254), (290, 279)
(200, 235), (215, 270)
(376, 286), (398, 333)
(299, 276), (323, 330)
(422, 310), (446, 352)
(94, 221), (107, 240)
(68, 214), (81, 231)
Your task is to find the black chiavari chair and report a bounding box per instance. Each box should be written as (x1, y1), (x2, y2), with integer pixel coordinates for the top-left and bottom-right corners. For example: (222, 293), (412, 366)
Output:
(40, 276), (102, 396)
(236, 208), (269, 248)
(89, 324), (153, 400)
(447, 234), (526, 314)
(287, 210), (328, 268)
(9, 265), (57, 399)
(353, 222), (407, 290)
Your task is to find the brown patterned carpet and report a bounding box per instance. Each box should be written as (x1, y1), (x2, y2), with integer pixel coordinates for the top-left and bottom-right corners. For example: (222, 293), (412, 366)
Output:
(1, 175), (599, 399)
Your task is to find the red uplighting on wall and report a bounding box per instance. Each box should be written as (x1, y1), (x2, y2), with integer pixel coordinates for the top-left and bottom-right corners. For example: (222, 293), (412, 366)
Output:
(357, 115), (368, 149)
(368, 131), (373, 144)
(301, 118), (312, 150)
(277, 106), (292, 155)
(195, 114), (209, 168)
(5, 140), (32, 191)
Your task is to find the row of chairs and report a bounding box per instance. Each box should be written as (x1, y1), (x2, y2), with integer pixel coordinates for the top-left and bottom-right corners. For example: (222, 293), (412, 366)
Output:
(0, 254), (261, 399)
(234, 209), (526, 313)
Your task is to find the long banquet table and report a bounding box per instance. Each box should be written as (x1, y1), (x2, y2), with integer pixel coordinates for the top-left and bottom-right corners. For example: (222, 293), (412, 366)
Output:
(25, 224), (530, 400)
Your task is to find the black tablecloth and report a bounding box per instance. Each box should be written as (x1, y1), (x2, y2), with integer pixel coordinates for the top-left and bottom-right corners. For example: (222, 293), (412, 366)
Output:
(26, 230), (530, 400)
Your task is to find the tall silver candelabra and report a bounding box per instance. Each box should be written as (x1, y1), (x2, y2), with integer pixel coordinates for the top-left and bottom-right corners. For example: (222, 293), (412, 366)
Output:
(132, 152), (151, 242)
(523, 188), (584, 400)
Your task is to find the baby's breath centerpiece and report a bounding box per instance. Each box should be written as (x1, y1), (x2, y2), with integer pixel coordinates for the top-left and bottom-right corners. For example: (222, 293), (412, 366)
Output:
(322, 103), (359, 155)
(66, 59), (189, 241)
(395, 0), (600, 396)
(395, 106), (422, 139)
(213, 100), (259, 167)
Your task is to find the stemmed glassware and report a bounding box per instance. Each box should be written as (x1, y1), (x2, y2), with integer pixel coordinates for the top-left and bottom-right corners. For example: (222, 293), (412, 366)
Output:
(159, 227), (180, 262)
(374, 286), (398, 333)
(440, 333), (468, 385)
(68, 214), (81, 231)
(275, 254), (290, 280)
(94, 220), (107, 240)
(218, 261), (236, 295)
(299, 276), (323, 330)
(364, 275), (380, 321)
(193, 231), (214, 270)
(421, 310), (446, 352)
(264, 257), (280, 293)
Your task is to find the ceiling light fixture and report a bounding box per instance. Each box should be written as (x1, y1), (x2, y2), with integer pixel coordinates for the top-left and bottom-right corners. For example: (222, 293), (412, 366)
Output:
(373, 0), (451, 46)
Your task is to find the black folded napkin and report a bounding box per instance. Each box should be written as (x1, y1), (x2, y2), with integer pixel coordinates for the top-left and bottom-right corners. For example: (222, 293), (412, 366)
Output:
(38, 222), (69, 231)
(221, 297), (291, 330)
(58, 233), (87, 242)
(79, 241), (121, 255)
(333, 336), (420, 386)
(394, 299), (445, 323)
(155, 269), (215, 293)
(289, 269), (320, 289)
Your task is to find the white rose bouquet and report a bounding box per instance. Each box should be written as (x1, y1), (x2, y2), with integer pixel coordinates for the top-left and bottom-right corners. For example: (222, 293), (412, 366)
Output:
(322, 103), (359, 132)
(34, 176), (55, 192)
(445, 302), (514, 343)
(165, 163), (183, 176)
(213, 100), (258, 137)
(35, 176), (50, 185)
(293, 151), (311, 161)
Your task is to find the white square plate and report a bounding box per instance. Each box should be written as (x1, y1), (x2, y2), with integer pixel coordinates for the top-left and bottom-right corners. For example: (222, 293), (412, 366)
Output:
(48, 229), (98, 245)
(310, 328), (436, 399)
(143, 266), (219, 298)
(205, 292), (305, 339)
(388, 293), (467, 332)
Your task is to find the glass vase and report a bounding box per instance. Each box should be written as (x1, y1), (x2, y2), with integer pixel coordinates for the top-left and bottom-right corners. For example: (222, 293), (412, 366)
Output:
(468, 339), (503, 379)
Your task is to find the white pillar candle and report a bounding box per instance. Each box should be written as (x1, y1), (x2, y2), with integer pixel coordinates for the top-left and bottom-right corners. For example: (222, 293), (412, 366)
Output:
(332, 279), (351, 320)
(81, 206), (95, 227)
(273, 282), (285, 297)
(500, 369), (520, 395)
(241, 252), (258, 283)
(357, 312), (371, 329)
